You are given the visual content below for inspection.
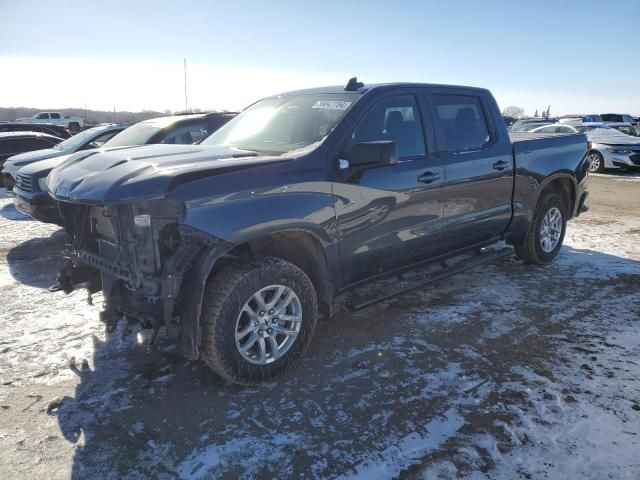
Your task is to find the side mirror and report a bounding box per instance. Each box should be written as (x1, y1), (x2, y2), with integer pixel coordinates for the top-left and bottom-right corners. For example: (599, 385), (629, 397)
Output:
(344, 141), (398, 169)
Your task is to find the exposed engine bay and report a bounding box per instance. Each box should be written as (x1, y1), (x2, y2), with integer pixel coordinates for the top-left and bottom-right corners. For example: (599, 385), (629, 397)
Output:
(56, 199), (231, 357)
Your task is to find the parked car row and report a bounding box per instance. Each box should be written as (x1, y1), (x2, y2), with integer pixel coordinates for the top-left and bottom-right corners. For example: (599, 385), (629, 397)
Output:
(0, 79), (591, 384)
(7, 112), (236, 224)
(508, 113), (640, 173)
(528, 122), (640, 172)
(509, 112), (638, 133)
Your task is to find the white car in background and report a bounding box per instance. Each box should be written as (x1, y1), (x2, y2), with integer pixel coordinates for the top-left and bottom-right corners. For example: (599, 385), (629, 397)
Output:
(531, 122), (612, 135)
(15, 112), (84, 131)
(531, 123), (640, 173)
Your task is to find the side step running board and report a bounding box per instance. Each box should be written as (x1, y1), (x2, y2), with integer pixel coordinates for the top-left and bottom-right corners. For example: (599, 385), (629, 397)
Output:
(347, 247), (513, 311)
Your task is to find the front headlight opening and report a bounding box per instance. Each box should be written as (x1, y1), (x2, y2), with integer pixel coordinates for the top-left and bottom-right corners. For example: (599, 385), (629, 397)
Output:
(37, 177), (48, 192)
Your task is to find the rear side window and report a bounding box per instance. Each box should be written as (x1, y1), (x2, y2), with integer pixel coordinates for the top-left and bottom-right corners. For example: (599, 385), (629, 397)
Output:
(22, 137), (56, 150)
(432, 94), (491, 151)
(36, 113), (49, 119)
(0, 139), (19, 155)
(50, 113), (61, 119)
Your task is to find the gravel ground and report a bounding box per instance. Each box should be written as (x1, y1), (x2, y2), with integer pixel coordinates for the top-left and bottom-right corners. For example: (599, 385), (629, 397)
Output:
(0, 172), (639, 479)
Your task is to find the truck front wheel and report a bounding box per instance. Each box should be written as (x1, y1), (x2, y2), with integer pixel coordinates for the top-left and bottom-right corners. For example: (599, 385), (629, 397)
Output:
(515, 192), (567, 264)
(200, 256), (318, 384)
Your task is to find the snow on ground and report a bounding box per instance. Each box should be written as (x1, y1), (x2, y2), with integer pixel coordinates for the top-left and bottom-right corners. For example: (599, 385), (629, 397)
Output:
(0, 177), (639, 479)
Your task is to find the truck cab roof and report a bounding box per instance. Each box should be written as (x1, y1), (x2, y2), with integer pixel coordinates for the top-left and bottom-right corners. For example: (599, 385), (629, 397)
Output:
(275, 81), (491, 97)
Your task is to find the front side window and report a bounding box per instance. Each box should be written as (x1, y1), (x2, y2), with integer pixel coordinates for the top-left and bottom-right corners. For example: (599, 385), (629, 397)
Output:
(20, 138), (52, 150)
(432, 94), (491, 151)
(347, 95), (426, 159)
(56, 125), (113, 151)
(202, 93), (359, 154)
(161, 122), (209, 144)
(87, 130), (120, 148)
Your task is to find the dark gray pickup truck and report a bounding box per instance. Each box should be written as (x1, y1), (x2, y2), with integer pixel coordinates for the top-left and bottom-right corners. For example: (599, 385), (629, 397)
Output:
(47, 79), (589, 384)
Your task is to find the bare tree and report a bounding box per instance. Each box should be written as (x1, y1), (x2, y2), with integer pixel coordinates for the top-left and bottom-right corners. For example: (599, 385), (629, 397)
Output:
(502, 106), (525, 119)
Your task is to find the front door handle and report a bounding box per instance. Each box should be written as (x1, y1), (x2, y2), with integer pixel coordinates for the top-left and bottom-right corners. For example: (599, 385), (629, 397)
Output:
(417, 171), (441, 184)
(493, 160), (509, 171)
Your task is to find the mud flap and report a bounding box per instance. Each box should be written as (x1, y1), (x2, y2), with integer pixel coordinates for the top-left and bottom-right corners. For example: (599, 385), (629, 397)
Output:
(177, 242), (232, 359)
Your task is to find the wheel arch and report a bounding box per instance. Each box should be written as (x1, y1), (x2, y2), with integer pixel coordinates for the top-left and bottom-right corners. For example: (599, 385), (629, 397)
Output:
(538, 174), (577, 218)
(226, 229), (334, 316)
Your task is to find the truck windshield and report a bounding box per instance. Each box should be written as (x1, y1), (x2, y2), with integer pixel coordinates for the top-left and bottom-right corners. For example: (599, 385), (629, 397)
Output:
(102, 122), (162, 148)
(202, 94), (360, 154)
(56, 125), (112, 151)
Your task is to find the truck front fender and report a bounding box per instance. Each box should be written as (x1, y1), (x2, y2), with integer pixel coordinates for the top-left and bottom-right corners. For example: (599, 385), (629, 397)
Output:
(182, 189), (337, 246)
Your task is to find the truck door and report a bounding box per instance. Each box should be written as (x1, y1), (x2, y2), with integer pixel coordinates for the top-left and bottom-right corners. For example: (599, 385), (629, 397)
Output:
(427, 91), (513, 250)
(334, 92), (446, 286)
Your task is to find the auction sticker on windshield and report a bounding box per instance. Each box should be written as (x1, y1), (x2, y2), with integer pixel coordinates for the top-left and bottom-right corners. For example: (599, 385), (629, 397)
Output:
(312, 100), (352, 110)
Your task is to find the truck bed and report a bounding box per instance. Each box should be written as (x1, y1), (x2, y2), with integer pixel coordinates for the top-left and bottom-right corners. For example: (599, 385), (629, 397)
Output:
(510, 131), (587, 165)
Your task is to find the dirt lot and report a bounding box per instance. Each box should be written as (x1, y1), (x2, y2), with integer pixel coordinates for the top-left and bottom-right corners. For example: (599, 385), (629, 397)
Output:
(0, 172), (639, 479)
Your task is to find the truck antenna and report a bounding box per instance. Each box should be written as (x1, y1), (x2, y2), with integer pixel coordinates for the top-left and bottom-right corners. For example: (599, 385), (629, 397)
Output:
(344, 77), (364, 91)
(184, 58), (188, 114)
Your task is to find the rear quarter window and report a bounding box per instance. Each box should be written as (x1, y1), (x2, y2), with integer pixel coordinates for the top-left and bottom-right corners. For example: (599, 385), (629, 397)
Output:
(431, 94), (491, 151)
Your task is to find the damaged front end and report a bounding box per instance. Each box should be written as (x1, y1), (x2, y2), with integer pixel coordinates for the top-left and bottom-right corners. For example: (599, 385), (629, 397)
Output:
(57, 199), (232, 358)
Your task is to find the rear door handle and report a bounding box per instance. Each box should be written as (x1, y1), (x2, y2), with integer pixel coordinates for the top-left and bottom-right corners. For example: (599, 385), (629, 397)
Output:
(417, 171), (441, 184)
(493, 160), (509, 171)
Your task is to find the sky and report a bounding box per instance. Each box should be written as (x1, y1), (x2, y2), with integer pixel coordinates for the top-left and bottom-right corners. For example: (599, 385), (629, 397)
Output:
(1, 0), (638, 116)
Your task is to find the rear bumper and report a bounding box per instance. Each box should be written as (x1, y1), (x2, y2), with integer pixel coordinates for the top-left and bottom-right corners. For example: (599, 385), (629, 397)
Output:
(13, 187), (63, 225)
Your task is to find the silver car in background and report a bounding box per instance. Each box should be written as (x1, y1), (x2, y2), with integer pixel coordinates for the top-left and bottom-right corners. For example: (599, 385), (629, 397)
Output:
(531, 123), (640, 172)
(606, 122), (640, 137)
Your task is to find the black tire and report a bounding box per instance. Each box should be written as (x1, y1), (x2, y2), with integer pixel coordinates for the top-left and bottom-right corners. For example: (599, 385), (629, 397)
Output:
(587, 150), (605, 173)
(515, 192), (567, 265)
(200, 256), (318, 384)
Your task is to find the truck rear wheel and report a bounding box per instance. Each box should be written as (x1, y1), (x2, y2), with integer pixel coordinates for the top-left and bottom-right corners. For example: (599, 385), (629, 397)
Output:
(200, 256), (318, 384)
(515, 192), (567, 265)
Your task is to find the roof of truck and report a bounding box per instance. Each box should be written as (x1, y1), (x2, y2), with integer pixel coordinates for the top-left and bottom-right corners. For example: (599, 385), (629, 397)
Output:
(276, 82), (490, 97)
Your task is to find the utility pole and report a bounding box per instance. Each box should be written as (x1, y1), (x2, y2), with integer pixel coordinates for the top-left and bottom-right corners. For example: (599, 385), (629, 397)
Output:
(184, 58), (188, 113)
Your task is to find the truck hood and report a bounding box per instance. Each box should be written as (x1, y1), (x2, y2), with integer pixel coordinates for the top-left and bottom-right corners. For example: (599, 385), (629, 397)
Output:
(589, 134), (640, 146)
(47, 144), (286, 204)
(2, 148), (65, 176)
(18, 154), (73, 177)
